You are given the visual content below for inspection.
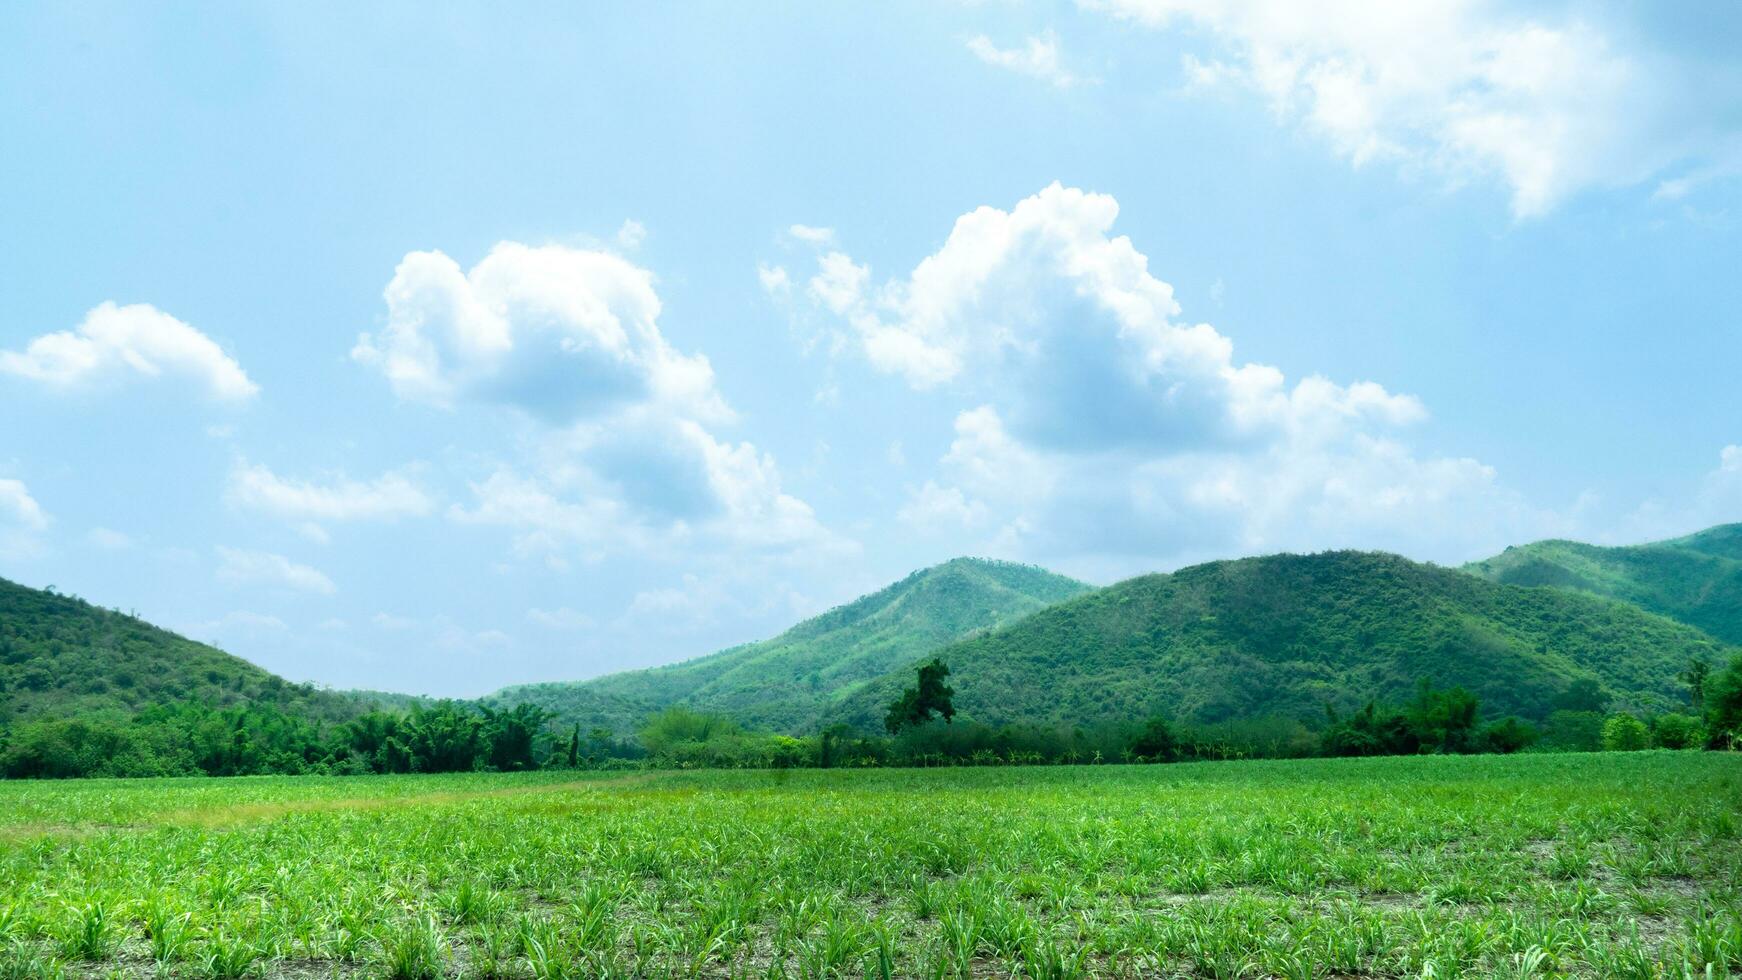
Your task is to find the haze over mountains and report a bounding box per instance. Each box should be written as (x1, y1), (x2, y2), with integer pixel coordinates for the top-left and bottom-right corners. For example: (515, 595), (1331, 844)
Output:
(4, 525), (1738, 739)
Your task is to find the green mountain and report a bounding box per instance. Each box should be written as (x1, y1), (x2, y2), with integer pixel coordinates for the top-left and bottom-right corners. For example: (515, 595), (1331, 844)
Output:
(0, 576), (365, 726)
(1464, 523), (1742, 644)
(487, 557), (1092, 734)
(826, 551), (1727, 733)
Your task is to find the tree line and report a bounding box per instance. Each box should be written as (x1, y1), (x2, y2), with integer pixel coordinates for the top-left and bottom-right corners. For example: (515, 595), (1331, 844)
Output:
(5, 652), (1740, 778)
(0, 701), (550, 779)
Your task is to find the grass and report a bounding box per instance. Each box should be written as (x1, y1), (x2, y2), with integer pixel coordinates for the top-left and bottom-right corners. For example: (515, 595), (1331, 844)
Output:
(0, 753), (1738, 977)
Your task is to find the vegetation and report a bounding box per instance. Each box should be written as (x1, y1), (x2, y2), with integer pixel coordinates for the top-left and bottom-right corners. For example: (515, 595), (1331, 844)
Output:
(0, 755), (1738, 977)
(0, 699), (551, 780)
(485, 558), (1089, 735)
(827, 551), (1734, 734)
(884, 657), (956, 734)
(0, 576), (364, 727)
(1466, 523), (1742, 644)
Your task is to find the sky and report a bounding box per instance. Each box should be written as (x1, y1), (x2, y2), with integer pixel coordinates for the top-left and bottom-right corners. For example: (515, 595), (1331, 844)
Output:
(1, 1), (1739, 697)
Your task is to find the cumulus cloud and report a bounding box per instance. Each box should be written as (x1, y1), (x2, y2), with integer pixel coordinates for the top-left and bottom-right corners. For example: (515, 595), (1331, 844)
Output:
(1081, 0), (1742, 216)
(226, 460), (435, 525)
(967, 30), (1084, 89)
(215, 546), (336, 595)
(362, 242), (849, 565)
(353, 243), (727, 423)
(791, 184), (1546, 568)
(0, 302), (257, 400)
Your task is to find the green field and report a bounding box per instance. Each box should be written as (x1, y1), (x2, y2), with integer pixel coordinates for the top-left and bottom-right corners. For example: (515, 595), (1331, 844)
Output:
(2, 755), (1740, 979)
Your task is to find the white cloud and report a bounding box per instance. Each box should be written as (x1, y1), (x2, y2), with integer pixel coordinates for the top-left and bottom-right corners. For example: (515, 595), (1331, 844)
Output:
(353, 243), (728, 424)
(84, 527), (133, 550)
(0, 302), (257, 400)
(226, 460), (435, 525)
(1082, 0), (1742, 216)
(215, 546), (336, 595)
(790, 184), (1546, 568)
(0, 478), (49, 558)
(757, 263), (792, 298)
(616, 219), (647, 250)
(899, 481), (990, 530)
(967, 30), (1084, 89)
(788, 224), (836, 246)
(362, 241), (850, 565)
(0, 478), (48, 533)
(789, 182), (1422, 448)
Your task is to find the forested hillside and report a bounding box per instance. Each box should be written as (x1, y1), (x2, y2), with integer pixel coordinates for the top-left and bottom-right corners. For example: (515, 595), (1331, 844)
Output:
(0, 576), (362, 725)
(1465, 523), (1742, 644)
(827, 551), (1727, 733)
(488, 558), (1091, 733)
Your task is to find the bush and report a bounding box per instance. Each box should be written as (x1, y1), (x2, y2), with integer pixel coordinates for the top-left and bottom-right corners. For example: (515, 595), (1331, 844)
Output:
(1601, 713), (1650, 752)
(1651, 713), (1705, 750)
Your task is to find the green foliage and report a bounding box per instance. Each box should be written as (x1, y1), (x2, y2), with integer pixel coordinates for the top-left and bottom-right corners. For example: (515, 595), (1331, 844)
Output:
(831, 551), (1730, 733)
(1129, 715), (1178, 761)
(1652, 712), (1705, 750)
(1466, 524), (1742, 645)
(1602, 713), (1651, 751)
(1706, 654), (1742, 748)
(1477, 716), (1540, 754)
(0, 697), (549, 779)
(884, 657), (955, 734)
(1539, 710), (1605, 752)
(0, 576), (367, 727)
(485, 558), (1090, 735)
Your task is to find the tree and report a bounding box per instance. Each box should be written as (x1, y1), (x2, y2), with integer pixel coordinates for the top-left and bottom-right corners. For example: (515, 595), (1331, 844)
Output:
(1478, 717), (1539, 754)
(1681, 656), (1712, 713)
(1555, 677), (1608, 714)
(884, 658), (956, 734)
(1601, 712), (1649, 752)
(566, 724), (581, 768)
(1407, 682), (1481, 754)
(1706, 654), (1742, 748)
(1129, 715), (1177, 762)
(1652, 713), (1704, 750)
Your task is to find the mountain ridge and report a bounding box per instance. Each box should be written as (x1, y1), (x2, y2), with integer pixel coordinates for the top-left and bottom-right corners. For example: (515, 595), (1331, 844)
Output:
(485, 556), (1093, 734)
(823, 550), (1727, 733)
(1465, 523), (1742, 644)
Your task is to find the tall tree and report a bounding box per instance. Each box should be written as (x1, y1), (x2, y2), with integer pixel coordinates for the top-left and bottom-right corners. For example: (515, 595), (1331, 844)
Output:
(885, 658), (956, 734)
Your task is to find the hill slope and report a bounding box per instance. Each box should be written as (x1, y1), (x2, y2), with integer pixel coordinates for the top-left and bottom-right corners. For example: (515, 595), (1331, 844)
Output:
(1465, 523), (1742, 644)
(827, 551), (1727, 733)
(488, 558), (1092, 734)
(0, 577), (364, 726)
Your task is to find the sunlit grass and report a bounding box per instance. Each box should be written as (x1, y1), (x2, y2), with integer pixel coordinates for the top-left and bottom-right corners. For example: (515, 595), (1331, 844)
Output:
(0, 753), (1738, 977)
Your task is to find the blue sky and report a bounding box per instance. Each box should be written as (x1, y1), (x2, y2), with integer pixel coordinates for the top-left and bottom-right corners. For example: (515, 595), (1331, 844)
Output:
(2, 1), (1738, 696)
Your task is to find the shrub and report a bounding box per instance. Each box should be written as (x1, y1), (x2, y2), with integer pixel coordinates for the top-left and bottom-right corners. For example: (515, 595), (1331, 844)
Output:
(1601, 713), (1650, 752)
(1651, 713), (1705, 750)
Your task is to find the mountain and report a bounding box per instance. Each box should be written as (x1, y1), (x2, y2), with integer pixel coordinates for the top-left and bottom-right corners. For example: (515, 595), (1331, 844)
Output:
(825, 551), (1728, 733)
(487, 557), (1093, 734)
(1464, 523), (1742, 644)
(0, 576), (365, 726)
